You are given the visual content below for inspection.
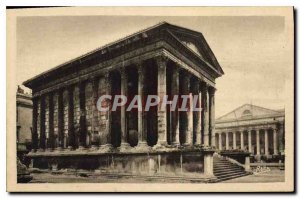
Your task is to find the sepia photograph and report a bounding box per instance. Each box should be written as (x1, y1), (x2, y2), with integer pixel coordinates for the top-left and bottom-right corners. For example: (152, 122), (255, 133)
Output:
(6, 6), (294, 192)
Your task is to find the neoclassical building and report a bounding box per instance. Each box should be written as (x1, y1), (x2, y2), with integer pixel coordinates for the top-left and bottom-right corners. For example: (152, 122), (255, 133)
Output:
(23, 22), (225, 181)
(16, 86), (33, 158)
(215, 104), (285, 159)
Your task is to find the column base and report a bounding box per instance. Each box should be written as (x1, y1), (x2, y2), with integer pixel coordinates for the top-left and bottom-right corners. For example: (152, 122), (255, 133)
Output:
(100, 144), (113, 152)
(54, 147), (64, 152)
(67, 146), (74, 151)
(171, 142), (180, 147)
(119, 143), (131, 152)
(153, 141), (167, 149)
(182, 143), (192, 147)
(46, 148), (54, 152)
(30, 149), (37, 153)
(77, 146), (87, 151)
(37, 148), (45, 152)
(193, 143), (203, 148)
(90, 145), (99, 151)
(135, 142), (150, 151)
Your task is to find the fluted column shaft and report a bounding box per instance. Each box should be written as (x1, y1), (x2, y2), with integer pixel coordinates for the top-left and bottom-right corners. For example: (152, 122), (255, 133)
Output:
(157, 56), (168, 146)
(264, 129), (269, 155)
(171, 65), (180, 145)
(240, 131), (244, 150)
(48, 93), (55, 150)
(137, 64), (147, 146)
(39, 95), (46, 150)
(209, 87), (215, 147)
(103, 74), (112, 147)
(233, 132), (236, 149)
(273, 129), (278, 155)
(67, 86), (75, 149)
(218, 133), (222, 150)
(278, 124), (284, 154)
(256, 130), (260, 155)
(201, 83), (209, 146)
(90, 78), (99, 147)
(225, 132), (229, 150)
(120, 69), (130, 147)
(78, 82), (87, 148)
(57, 89), (65, 149)
(193, 80), (202, 145)
(248, 130), (252, 153)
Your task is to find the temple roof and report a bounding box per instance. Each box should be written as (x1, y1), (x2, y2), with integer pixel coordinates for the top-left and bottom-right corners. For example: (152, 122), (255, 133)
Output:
(216, 104), (284, 122)
(23, 21), (224, 89)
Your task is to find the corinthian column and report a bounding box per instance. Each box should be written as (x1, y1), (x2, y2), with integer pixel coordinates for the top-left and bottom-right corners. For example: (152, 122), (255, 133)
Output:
(240, 131), (244, 150)
(201, 82), (209, 146)
(218, 133), (222, 150)
(264, 129), (269, 155)
(102, 73), (113, 149)
(57, 89), (64, 150)
(225, 132), (229, 150)
(156, 56), (168, 147)
(191, 77), (200, 146)
(233, 132), (236, 149)
(67, 86), (75, 150)
(78, 82), (87, 149)
(48, 92), (55, 151)
(194, 81), (202, 145)
(120, 68), (130, 149)
(256, 130), (260, 155)
(136, 63), (148, 148)
(39, 95), (46, 151)
(273, 128), (278, 155)
(171, 65), (180, 145)
(248, 130), (252, 153)
(208, 87), (216, 147)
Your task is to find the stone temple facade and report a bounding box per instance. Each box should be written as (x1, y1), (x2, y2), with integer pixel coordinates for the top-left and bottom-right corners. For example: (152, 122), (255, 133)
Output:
(215, 104), (285, 161)
(23, 22), (224, 181)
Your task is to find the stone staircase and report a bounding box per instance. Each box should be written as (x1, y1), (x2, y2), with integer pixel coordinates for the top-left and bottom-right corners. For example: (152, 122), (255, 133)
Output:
(213, 155), (251, 182)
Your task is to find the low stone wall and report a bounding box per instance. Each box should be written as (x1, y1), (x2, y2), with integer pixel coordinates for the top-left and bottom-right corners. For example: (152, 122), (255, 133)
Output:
(28, 148), (213, 179)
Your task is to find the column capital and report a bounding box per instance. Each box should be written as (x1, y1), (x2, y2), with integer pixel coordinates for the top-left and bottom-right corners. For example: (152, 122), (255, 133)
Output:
(200, 81), (208, 92)
(137, 64), (145, 75)
(46, 91), (54, 98)
(181, 69), (192, 79)
(155, 55), (168, 68)
(208, 86), (216, 95)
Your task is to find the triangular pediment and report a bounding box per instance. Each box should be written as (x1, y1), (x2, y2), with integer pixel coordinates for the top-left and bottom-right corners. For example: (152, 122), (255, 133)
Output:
(217, 104), (282, 121)
(163, 23), (224, 75)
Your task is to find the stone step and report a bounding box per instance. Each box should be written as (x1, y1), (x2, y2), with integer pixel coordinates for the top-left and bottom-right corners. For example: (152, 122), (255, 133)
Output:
(215, 172), (251, 182)
(214, 168), (244, 174)
(214, 170), (246, 177)
(213, 164), (241, 169)
(213, 157), (250, 182)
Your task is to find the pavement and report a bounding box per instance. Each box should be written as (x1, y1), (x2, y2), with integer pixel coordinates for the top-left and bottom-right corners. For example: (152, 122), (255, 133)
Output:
(222, 169), (285, 183)
(28, 169), (285, 183)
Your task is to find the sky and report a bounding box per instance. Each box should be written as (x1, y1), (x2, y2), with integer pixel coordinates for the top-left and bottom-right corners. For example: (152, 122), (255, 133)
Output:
(16, 15), (290, 118)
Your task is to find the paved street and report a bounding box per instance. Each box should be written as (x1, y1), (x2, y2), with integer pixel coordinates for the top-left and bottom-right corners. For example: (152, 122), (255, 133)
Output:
(222, 169), (285, 183)
(28, 169), (284, 183)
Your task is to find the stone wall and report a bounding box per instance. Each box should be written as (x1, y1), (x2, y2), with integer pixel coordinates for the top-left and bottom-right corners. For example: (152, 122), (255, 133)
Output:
(31, 151), (205, 177)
